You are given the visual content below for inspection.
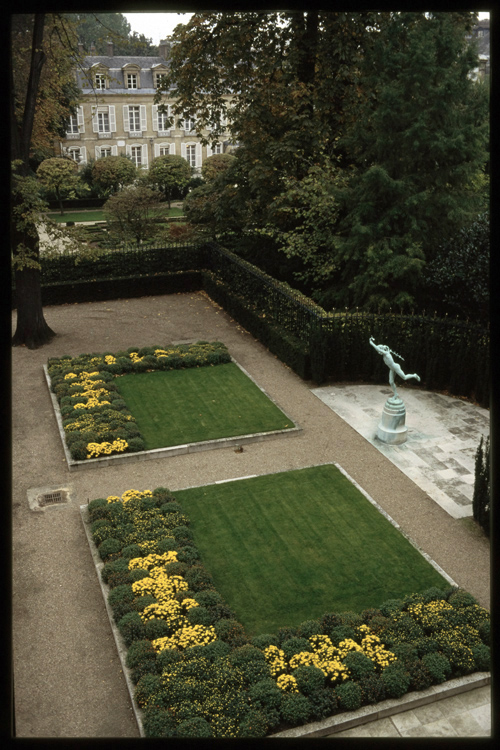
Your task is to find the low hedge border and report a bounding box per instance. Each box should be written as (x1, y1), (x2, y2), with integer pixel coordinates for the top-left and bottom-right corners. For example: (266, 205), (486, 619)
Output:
(81, 486), (491, 739)
(47, 341), (231, 462)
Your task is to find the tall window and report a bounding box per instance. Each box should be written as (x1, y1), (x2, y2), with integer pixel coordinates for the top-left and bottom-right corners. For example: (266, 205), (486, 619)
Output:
(155, 73), (167, 88)
(130, 145), (142, 167)
(185, 144), (196, 168)
(97, 111), (110, 133)
(158, 108), (170, 132)
(212, 143), (223, 154)
(159, 145), (170, 156)
(126, 73), (137, 89)
(183, 116), (196, 132)
(129, 106), (141, 132)
(66, 114), (79, 134)
(99, 147), (112, 158)
(95, 73), (106, 90)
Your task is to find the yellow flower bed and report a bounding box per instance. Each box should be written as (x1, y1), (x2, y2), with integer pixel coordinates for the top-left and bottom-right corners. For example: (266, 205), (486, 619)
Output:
(87, 438), (128, 458)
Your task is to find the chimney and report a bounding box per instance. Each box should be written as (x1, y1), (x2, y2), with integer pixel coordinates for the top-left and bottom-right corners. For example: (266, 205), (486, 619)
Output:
(90, 42), (96, 55)
(159, 39), (170, 60)
(107, 39), (114, 56)
(78, 40), (85, 55)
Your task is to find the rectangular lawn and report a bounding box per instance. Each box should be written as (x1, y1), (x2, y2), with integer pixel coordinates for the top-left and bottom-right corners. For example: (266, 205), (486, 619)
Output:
(114, 362), (294, 449)
(174, 464), (449, 635)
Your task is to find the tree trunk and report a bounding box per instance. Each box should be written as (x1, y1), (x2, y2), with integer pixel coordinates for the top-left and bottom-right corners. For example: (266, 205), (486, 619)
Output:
(56, 187), (64, 215)
(12, 266), (55, 349)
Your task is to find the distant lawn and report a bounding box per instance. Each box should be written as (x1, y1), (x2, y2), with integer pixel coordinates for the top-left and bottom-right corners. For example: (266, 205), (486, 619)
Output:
(115, 362), (294, 449)
(48, 206), (184, 223)
(175, 465), (449, 635)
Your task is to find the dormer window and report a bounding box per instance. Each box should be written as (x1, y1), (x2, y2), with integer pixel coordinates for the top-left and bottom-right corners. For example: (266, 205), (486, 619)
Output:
(126, 73), (138, 89)
(155, 73), (168, 89)
(95, 73), (106, 90)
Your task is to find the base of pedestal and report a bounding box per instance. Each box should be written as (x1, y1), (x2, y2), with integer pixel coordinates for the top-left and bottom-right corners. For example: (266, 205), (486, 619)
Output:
(376, 395), (408, 444)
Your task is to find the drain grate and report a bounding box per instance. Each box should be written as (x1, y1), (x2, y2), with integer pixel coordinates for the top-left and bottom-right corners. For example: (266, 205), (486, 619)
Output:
(39, 490), (66, 507)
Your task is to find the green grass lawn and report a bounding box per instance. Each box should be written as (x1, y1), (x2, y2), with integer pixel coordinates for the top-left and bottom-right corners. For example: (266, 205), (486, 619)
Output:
(114, 362), (294, 449)
(174, 464), (449, 635)
(48, 206), (184, 223)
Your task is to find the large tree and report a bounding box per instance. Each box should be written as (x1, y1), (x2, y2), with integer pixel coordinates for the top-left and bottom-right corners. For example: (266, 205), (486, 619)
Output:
(67, 13), (157, 55)
(11, 14), (82, 348)
(163, 11), (488, 311)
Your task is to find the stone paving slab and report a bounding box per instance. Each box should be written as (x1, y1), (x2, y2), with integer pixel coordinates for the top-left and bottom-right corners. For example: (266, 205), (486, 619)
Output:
(311, 384), (490, 519)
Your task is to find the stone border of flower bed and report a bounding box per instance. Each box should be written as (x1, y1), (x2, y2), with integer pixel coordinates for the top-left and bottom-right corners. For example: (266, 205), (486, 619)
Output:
(44, 358), (301, 472)
(79, 464), (489, 739)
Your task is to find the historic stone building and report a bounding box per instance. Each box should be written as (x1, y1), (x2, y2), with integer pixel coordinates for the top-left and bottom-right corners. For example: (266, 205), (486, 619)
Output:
(59, 40), (233, 173)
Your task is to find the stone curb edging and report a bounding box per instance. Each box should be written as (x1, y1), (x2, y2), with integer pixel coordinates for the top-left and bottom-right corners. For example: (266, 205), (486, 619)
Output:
(44, 358), (300, 472)
(269, 672), (491, 737)
(80, 504), (145, 737)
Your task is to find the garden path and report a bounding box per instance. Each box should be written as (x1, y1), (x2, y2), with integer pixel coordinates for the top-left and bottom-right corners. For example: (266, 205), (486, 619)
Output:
(11, 292), (490, 737)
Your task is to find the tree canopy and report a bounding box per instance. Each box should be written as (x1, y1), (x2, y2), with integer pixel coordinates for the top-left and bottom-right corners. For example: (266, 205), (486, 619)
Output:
(91, 155), (136, 195)
(37, 157), (81, 214)
(147, 155), (192, 207)
(163, 11), (488, 311)
(65, 13), (157, 55)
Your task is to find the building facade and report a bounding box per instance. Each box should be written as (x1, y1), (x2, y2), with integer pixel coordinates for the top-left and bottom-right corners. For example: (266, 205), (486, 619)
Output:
(60, 40), (233, 173)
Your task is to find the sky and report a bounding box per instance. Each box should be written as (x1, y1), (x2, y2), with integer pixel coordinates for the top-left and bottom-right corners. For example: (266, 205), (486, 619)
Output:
(124, 10), (490, 44)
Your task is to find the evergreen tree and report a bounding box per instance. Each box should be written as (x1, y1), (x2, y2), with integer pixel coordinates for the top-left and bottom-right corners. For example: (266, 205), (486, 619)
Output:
(472, 436), (490, 536)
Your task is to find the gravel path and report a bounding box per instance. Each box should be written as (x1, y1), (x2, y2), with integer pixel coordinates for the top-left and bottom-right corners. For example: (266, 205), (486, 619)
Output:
(11, 292), (490, 737)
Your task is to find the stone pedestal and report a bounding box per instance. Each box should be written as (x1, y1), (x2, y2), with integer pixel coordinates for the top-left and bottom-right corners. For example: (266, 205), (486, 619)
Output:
(376, 395), (408, 444)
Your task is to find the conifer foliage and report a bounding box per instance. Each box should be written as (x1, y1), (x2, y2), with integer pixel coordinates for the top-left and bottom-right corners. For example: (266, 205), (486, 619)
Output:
(472, 437), (490, 537)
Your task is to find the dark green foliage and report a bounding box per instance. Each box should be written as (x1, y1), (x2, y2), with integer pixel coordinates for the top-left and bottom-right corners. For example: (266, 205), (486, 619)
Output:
(379, 598), (405, 618)
(251, 634), (279, 651)
(214, 618), (249, 648)
(108, 584), (135, 621)
(308, 687), (339, 720)
(177, 716), (213, 737)
(157, 538), (179, 554)
(421, 652), (452, 684)
(229, 645), (271, 687)
(281, 637), (313, 660)
(173, 525), (194, 543)
(409, 659), (434, 691)
(134, 673), (163, 709)
(142, 707), (177, 738)
(329, 625), (357, 645)
(422, 587), (449, 604)
(70, 441), (88, 461)
(472, 437), (490, 536)
(144, 618), (172, 641)
(472, 643), (490, 672)
(97, 537), (122, 561)
(358, 674), (386, 705)
(380, 662), (411, 698)
(176, 545), (200, 565)
(336, 680), (363, 711)
(280, 692), (312, 726)
(296, 619), (322, 640)
(343, 651), (376, 681)
(126, 639), (157, 670)
(101, 557), (130, 587)
(390, 643), (419, 671)
(184, 565), (215, 592)
(478, 620), (490, 646)
(448, 589), (479, 609)
(292, 665), (325, 696)
(91, 520), (116, 546)
(164, 561), (189, 578)
(186, 605), (213, 627)
(156, 649), (183, 671)
(121, 544), (143, 560)
(276, 626), (297, 645)
(129, 568), (150, 583)
(237, 709), (268, 738)
(117, 611), (146, 646)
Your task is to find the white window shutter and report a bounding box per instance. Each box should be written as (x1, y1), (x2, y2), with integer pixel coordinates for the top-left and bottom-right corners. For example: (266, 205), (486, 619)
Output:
(196, 143), (202, 168)
(80, 146), (87, 164)
(126, 144), (132, 158)
(142, 143), (148, 168)
(109, 106), (116, 132)
(152, 105), (158, 132)
(169, 142), (176, 155)
(111, 145), (118, 156)
(206, 143), (212, 158)
(77, 106), (85, 133)
(154, 142), (160, 158)
(181, 143), (186, 159)
(140, 105), (147, 131)
(95, 146), (101, 159)
(123, 105), (130, 132)
(92, 107), (99, 133)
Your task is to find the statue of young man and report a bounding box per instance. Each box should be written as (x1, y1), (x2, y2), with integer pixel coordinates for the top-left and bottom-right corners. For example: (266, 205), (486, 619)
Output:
(369, 337), (420, 399)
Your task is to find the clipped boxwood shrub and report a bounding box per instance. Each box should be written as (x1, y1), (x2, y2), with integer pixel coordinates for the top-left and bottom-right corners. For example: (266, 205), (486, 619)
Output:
(343, 651), (376, 681)
(134, 673), (163, 708)
(98, 537), (123, 561)
(142, 707), (177, 738)
(281, 637), (312, 660)
(118, 611), (146, 647)
(421, 651), (452, 684)
(177, 717), (213, 738)
(292, 665), (325, 696)
(336, 680), (363, 711)
(279, 692), (312, 726)
(380, 662), (411, 699)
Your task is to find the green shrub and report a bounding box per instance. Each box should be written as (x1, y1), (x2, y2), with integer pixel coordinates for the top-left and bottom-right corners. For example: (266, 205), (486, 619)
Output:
(237, 708), (268, 738)
(184, 565), (215, 592)
(160, 501), (183, 515)
(343, 651), (376, 681)
(134, 673), (163, 708)
(88, 497), (108, 516)
(214, 618), (248, 648)
(478, 620), (490, 646)
(390, 643), (419, 671)
(448, 589), (478, 609)
(308, 687), (338, 720)
(142, 707), (177, 738)
(186, 605), (213, 627)
(280, 692), (312, 726)
(379, 598), (404, 618)
(127, 437), (146, 453)
(91, 521), (116, 546)
(108, 584), (135, 620)
(156, 648), (183, 671)
(296, 619), (322, 640)
(422, 587), (449, 604)
(177, 716), (213, 738)
(176, 545), (200, 565)
(281, 637), (313, 660)
(249, 678), (282, 719)
(126, 639), (157, 669)
(118, 611), (146, 646)
(276, 626), (297, 645)
(101, 557), (130, 586)
(338, 611), (364, 629)
(121, 544), (143, 560)
(129, 568), (150, 582)
(329, 625), (357, 645)
(380, 662), (411, 698)
(421, 652), (452, 683)
(144, 618), (172, 641)
(229, 645), (270, 687)
(133, 594), (156, 613)
(251, 634), (279, 650)
(98, 537), (122, 561)
(413, 637), (439, 657)
(292, 665), (325, 696)
(173, 525), (194, 543)
(358, 673), (386, 704)
(409, 659), (434, 691)
(319, 612), (341, 633)
(335, 680), (363, 711)
(157, 538), (178, 554)
(70, 441), (88, 461)
(472, 643), (490, 672)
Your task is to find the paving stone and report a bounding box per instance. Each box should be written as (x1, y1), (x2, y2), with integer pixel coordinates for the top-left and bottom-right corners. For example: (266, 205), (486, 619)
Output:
(403, 718), (459, 737)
